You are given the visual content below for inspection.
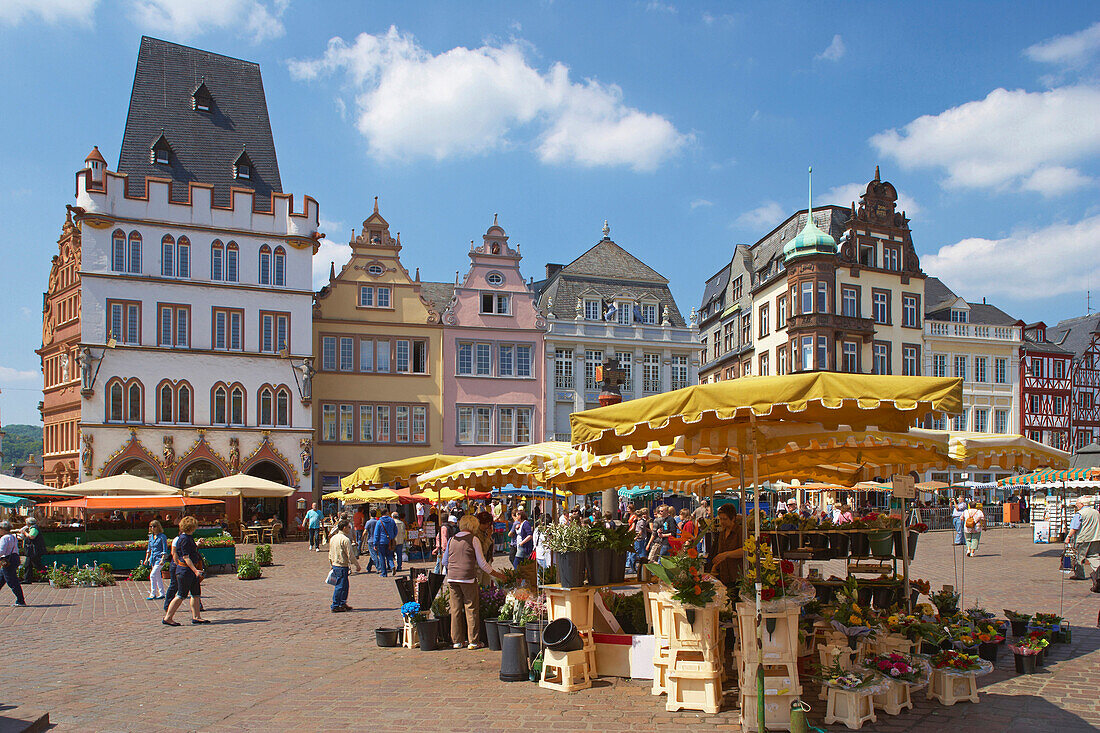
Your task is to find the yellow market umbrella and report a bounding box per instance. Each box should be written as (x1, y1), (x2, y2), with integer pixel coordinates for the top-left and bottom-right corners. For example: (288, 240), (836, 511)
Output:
(341, 454), (466, 491)
(910, 429), (1070, 471)
(323, 488), (399, 504)
(569, 373), (962, 453)
(415, 442), (585, 491)
(416, 487), (476, 503)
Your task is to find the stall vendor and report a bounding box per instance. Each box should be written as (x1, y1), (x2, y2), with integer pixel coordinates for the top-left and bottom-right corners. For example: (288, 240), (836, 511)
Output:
(709, 504), (745, 587)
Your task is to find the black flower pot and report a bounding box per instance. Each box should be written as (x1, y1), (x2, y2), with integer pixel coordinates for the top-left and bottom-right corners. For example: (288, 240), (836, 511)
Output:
(920, 641), (939, 656)
(872, 586), (895, 610)
(609, 551), (628, 583)
(500, 633), (529, 682)
(814, 583), (836, 603)
(850, 533), (869, 556)
(484, 619), (502, 651)
(437, 617), (452, 645)
(1036, 647), (1046, 667)
(907, 530), (919, 561)
(525, 623), (543, 663)
(978, 642), (1000, 664)
(1010, 619), (1029, 637)
(587, 548), (614, 586)
(848, 635), (859, 650)
(394, 577), (414, 604)
(555, 551), (587, 589)
(857, 587), (873, 607)
(375, 627), (401, 647)
(480, 618), (489, 648)
(510, 622), (525, 637)
(543, 618), (584, 652)
(417, 619), (439, 651)
(1014, 652), (1037, 674)
(829, 532), (850, 557)
(939, 638), (953, 651)
(808, 532), (829, 550)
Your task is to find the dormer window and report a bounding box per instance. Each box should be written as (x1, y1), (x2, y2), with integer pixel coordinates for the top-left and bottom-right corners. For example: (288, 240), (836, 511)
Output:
(151, 134), (172, 166)
(192, 81), (213, 113)
(234, 150), (253, 180)
(950, 309), (969, 323)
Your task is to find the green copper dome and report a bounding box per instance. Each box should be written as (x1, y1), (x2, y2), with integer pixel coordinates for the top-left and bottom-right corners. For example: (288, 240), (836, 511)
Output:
(783, 166), (837, 262)
(782, 211), (837, 262)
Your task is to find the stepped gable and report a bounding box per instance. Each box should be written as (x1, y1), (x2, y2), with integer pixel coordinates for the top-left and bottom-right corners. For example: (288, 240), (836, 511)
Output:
(117, 36), (283, 212)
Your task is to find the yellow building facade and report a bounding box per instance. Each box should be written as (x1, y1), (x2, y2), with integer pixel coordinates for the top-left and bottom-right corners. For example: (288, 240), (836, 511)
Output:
(311, 201), (450, 500)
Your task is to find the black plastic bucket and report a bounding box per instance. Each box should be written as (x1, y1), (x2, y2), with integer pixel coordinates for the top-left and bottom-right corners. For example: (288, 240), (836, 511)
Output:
(543, 618), (584, 652)
(375, 627), (400, 647)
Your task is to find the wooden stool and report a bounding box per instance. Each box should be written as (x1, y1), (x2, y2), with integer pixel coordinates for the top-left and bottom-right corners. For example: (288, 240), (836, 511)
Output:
(927, 669), (980, 705)
(824, 686), (877, 730)
(666, 669), (721, 714)
(539, 648), (592, 692)
(738, 691), (797, 732)
(401, 620), (418, 649)
(873, 678), (913, 715)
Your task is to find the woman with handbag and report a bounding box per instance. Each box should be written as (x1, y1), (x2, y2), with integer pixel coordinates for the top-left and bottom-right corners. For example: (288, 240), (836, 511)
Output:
(163, 516), (209, 626)
(962, 502), (985, 558)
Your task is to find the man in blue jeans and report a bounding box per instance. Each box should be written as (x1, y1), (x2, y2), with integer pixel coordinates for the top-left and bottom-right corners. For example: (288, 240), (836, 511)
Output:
(362, 510), (379, 573)
(373, 512), (397, 577)
(304, 502), (324, 551)
(328, 519), (361, 612)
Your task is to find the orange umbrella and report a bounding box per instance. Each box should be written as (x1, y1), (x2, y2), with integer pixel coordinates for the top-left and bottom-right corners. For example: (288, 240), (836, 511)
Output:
(39, 496), (224, 511)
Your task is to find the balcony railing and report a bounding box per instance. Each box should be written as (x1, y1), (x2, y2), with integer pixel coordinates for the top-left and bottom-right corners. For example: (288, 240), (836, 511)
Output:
(555, 375), (574, 390)
(927, 322), (1019, 341)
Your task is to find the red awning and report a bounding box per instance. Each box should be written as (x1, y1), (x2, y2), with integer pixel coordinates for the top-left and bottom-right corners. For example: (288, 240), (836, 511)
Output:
(39, 496), (225, 511)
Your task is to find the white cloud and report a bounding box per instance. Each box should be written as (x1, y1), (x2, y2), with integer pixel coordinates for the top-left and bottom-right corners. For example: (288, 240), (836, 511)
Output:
(821, 181), (922, 217)
(871, 85), (1100, 194)
(737, 201), (786, 230)
(0, 366), (38, 383)
(816, 34), (845, 62)
(1025, 22), (1100, 68)
(288, 27), (686, 171)
(1020, 165), (1094, 196)
(690, 199), (713, 210)
(129, 0), (288, 43)
(646, 2), (676, 14)
(0, 0), (96, 26)
(923, 214), (1100, 301)
(313, 238), (352, 291)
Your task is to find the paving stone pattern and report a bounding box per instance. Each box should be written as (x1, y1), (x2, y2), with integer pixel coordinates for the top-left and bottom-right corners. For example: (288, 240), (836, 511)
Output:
(0, 527), (1095, 732)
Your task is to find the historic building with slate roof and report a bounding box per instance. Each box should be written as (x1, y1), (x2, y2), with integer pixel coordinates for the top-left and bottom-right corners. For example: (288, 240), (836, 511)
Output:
(311, 200), (451, 497)
(1049, 313), (1100, 450)
(534, 223), (698, 441)
(1019, 321), (1073, 451)
(39, 38), (317, 523)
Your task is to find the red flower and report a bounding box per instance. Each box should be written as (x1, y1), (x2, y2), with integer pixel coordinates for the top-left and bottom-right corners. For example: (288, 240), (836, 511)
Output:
(761, 588), (776, 601)
(780, 560), (795, 574)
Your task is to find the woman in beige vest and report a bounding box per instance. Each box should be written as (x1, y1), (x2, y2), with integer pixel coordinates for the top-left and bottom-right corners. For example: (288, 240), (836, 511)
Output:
(447, 515), (505, 649)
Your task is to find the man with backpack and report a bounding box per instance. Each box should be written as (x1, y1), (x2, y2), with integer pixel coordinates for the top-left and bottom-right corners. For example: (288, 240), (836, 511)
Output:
(373, 511), (398, 577)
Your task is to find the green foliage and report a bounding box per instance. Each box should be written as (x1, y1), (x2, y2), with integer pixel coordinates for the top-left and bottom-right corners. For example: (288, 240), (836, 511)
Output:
(128, 564), (151, 581)
(602, 591), (648, 634)
(254, 544), (273, 566)
(47, 565), (73, 588)
(431, 583), (450, 619)
(542, 521), (589, 553)
(236, 554), (262, 580)
(70, 564), (115, 586)
(602, 523), (635, 553)
(1, 424), (42, 469)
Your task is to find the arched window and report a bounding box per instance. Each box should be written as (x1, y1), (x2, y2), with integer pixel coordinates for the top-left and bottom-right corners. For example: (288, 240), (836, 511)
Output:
(159, 382), (174, 423)
(108, 381), (124, 422)
(259, 387), (273, 426)
(226, 242), (239, 282)
(161, 235), (175, 277)
(128, 232), (142, 274)
(230, 385), (245, 425)
(276, 388), (290, 427)
(211, 240), (224, 280)
(273, 246), (286, 286)
(111, 230), (126, 272)
(176, 236), (190, 278)
(127, 381), (143, 423)
(258, 245), (271, 285)
(177, 384), (191, 423)
(213, 385), (228, 425)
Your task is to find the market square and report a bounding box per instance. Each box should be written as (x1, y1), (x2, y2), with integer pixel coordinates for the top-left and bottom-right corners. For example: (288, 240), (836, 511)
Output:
(2, 3), (1100, 731)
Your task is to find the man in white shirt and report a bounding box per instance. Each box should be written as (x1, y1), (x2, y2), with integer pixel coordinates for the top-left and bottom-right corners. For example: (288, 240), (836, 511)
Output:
(390, 512), (407, 573)
(0, 522), (26, 606)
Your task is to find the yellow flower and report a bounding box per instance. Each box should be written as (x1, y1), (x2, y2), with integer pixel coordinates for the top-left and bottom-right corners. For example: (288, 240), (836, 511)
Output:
(849, 615), (862, 625)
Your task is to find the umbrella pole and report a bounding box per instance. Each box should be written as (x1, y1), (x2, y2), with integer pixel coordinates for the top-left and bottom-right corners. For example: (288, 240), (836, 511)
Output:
(749, 414), (764, 733)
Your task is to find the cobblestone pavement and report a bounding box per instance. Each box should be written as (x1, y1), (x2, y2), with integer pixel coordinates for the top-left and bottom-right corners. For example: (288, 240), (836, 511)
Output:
(0, 527), (1096, 732)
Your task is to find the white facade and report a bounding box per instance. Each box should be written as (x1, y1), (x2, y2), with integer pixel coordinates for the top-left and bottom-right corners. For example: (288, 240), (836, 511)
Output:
(73, 165), (317, 490)
(543, 320), (699, 441)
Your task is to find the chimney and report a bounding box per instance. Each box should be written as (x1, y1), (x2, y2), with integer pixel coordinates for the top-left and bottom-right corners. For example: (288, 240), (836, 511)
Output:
(546, 263), (564, 279)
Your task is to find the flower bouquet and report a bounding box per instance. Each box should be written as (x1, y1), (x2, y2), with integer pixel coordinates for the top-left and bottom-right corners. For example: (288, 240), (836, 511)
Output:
(909, 522), (929, 534)
(647, 545), (718, 608)
(863, 652), (928, 685)
(930, 649), (982, 672)
(1003, 608), (1031, 636)
(815, 660), (885, 692)
(1008, 633), (1048, 674)
(401, 601), (426, 623)
(828, 577), (879, 649)
(736, 534), (815, 609)
(930, 586), (960, 617)
(964, 605), (994, 622)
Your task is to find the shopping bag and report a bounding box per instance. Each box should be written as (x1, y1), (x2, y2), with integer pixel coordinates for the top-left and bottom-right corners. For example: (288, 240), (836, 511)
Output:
(325, 569), (338, 586)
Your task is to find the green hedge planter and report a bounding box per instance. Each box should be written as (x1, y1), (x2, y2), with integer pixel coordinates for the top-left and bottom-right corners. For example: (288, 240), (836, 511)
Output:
(45, 546), (235, 571)
(43, 527), (222, 549)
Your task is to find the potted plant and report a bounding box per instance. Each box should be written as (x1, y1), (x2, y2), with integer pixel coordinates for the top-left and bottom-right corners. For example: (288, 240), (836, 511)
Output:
(544, 522), (589, 588)
(867, 514), (899, 557)
(127, 564), (151, 582)
(603, 523), (634, 583)
(236, 553), (262, 580)
(480, 585), (507, 651)
(1003, 609), (1031, 637)
(975, 630), (1005, 663)
(1009, 635), (1047, 674)
(826, 578), (879, 649)
(430, 585), (451, 646)
(1034, 613), (1066, 642)
(647, 544), (717, 624)
(930, 587), (960, 617)
(825, 517), (850, 557)
(585, 524), (614, 586)
(254, 544), (273, 566)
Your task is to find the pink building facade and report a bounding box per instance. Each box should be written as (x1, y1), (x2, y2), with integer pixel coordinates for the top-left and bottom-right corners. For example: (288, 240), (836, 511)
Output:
(440, 220), (547, 455)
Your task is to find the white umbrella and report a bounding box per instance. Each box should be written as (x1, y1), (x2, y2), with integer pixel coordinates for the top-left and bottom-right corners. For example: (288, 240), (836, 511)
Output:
(64, 473), (180, 496)
(184, 472), (296, 498)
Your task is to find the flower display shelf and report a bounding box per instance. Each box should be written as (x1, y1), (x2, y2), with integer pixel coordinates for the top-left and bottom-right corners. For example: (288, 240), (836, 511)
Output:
(872, 634), (918, 656)
(543, 585), (596, 632)
(824, 684), (878, 730)
(402, 620), (419, 649)
(736, 601), (800, 664)
(926, 658), (992, 706)
(874, 677), (914, 716)
(817, 645), (856, 700)
(540, 648), (592, 693)
(666, 668), (722, 714)
(739, 689), (799, 732)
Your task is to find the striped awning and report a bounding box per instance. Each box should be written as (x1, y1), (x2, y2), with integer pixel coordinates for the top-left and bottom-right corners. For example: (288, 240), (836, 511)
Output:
(415, 442), (585, 491)
(998, 467), (1100, 486)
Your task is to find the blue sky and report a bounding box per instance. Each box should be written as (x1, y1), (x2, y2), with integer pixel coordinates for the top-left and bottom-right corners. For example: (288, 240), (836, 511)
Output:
(2, 1), (1100, 425)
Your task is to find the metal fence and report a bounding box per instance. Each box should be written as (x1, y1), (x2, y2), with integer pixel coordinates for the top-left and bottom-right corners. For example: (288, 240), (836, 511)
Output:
(910, 505), (1014, 531)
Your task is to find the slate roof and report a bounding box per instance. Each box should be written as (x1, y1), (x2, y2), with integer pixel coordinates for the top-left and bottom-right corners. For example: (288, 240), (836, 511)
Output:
(1051, 313), (1100, 357)
(418, 282), (455, 310)
(924, 277), (960, 314)
(923, 277), (1018, 325)
(749, 207), (850, 289)
(534, 237), (687, 328)
(117, 37), (283, 212)
(700, 262), (731, 310)
(1071, 442), (1100, 469)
